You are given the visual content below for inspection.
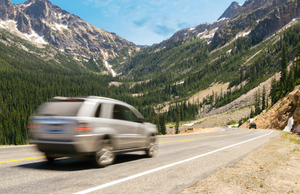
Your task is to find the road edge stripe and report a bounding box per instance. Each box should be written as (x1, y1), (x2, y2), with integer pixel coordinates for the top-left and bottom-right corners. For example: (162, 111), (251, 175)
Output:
(74, 130), (274, 194)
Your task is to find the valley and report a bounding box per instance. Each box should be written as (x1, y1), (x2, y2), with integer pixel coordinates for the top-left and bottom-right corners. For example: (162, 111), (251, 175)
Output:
(1, 0), (300, 144)
(1, 0), (300, 193)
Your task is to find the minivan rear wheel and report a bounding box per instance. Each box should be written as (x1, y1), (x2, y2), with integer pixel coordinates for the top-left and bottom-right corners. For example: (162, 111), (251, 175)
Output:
(94, 139), (115, 168)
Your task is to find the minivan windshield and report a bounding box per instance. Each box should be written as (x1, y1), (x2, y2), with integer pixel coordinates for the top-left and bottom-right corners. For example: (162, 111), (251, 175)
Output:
(36, 101), (84, 116)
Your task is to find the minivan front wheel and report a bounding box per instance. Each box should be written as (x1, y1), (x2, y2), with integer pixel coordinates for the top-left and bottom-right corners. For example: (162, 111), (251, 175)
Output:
(94, 139), (115, 168)
(145, 136), (157, 157)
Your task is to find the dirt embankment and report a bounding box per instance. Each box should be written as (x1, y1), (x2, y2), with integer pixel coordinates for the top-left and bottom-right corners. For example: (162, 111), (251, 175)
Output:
(181, 132), (300, 193)
(200, 72), (281, 118)
(240, 85), (300, 131)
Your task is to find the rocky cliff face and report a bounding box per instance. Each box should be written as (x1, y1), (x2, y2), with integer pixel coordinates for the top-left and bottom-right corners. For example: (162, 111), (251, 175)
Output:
(244, 85), (300, 132)
(210, 0), (300, 50)
(218, 1), (242, 20)
(0, 0), (138, 63)
(249, 0), (299, 42)
(157, 0), (300, 53)
(153, 18), (229, 50)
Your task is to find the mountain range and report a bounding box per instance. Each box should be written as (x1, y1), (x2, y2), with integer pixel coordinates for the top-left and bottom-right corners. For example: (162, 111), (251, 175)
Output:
(0, 0), (138, 76)
(1, 0), (300, 144)
(1, 0), (299, 78)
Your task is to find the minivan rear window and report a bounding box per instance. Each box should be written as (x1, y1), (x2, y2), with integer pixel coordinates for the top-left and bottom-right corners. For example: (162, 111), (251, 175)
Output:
(36, 101), (84, 116)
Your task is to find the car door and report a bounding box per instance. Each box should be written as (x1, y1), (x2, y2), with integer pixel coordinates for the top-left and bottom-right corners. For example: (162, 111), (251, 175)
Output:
(112, 104), (139, 149)
(125, 108), (147, 147)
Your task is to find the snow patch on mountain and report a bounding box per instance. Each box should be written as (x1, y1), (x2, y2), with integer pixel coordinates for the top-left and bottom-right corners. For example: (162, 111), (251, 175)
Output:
(0, 20), (48, 45)
(189, 27), (195, 31)
(197, 29), (207, 37)
(217, 17), (228, 22)
(54, 23), (68, 31)
(23, 2), (32, 7)
(104, 60), (117, 77)
(202, 33), (215, 39)
(0, 20), (17, 30)
(24, 30), (49, 45)
(235, 30), (251, 39)
(93, 58), (100, 67)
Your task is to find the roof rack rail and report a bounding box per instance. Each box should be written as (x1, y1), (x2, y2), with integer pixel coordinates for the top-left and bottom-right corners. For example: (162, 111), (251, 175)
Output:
(87, 96), (124, 103)
(53, 96), (86, 101)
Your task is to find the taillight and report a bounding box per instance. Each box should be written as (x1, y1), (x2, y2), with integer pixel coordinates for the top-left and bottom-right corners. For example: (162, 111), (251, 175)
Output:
(76, 123), (91, 130)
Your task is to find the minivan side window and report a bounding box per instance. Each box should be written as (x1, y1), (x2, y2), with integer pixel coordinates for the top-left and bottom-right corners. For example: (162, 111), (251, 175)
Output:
(113, 105), (127, 120)
(124, 109), (138, 122)
(113, 105), (138, 122)
(94, 104), (101, 117)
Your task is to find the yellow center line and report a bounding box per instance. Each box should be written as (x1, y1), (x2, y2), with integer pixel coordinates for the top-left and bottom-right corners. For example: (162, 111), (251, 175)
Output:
(0, 156), (46, 164)
(157, 130), (253, 145)
(0, 130), (253, 164)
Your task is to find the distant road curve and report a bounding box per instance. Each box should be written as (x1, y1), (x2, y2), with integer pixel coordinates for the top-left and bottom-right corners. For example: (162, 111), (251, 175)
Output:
(0, 128), (279, 194)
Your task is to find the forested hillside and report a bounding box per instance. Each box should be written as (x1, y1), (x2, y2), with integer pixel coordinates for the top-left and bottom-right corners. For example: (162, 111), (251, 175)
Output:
(0, 27), (199, 144)
(2, 0), (300, 145)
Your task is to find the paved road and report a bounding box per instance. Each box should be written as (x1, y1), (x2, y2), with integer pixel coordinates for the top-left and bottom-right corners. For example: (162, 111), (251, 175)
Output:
(0, 128), (279, 194)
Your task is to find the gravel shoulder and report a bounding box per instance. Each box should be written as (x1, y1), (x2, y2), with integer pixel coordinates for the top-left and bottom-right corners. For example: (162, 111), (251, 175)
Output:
(181, 131), (300, 193)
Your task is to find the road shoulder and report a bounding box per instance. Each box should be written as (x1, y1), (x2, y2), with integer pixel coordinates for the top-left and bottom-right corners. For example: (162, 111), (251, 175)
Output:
(181, 131), (300, 193)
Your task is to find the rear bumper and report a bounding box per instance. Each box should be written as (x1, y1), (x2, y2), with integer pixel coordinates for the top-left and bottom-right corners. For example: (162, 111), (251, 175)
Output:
(34, 134), (103, 155)
(37, 143), (78, 155)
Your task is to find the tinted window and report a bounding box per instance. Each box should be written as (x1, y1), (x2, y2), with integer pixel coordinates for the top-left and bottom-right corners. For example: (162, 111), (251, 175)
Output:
(124, 109), (138, 122)
(36, 102), (83, 116)
(95, 104), (101, 117)
(113, 105), (138, 122)
(113, 105), (126, 120)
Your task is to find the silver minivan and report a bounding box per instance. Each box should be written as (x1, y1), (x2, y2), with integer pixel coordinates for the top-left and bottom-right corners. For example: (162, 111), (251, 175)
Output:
(28, 96), (158, 167)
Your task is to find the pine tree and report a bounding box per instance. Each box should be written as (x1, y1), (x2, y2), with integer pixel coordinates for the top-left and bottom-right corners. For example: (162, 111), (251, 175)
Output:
(159, 114), (166, 135)
(270, 78), (278, 105)
(262, 86), (266, 111)
(295, 39), (300, 80)
(175, 107), (180, 134)
(280, 44), (288, 96)
(254, 89), (261, 115)
(250, 108), (255, 118)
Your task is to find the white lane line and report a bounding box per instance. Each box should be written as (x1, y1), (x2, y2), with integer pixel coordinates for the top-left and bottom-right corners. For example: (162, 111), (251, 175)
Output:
(74, 130), (274, 194)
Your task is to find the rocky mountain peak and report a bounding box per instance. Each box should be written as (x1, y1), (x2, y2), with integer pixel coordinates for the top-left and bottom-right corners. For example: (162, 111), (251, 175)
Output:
(0, 0), (139, 76)
(0, 0), (13, 6)
(218, 1), (242, 20)
(0, 0), (13, 20)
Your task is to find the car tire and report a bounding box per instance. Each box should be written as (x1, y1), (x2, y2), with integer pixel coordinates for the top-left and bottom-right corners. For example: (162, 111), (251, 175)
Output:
(45, 153), (55, 163)
(145, 136), (157, 158)
(94, 139), (115, 168)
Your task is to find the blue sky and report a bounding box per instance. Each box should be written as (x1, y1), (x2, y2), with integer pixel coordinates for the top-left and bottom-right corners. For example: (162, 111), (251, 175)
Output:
(11, 0), (246, 45)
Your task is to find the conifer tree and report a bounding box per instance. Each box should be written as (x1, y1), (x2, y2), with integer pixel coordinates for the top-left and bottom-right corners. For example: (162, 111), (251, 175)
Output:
(175, 106), (180, 134)
(270, 77), (278, 105)
(262, 86), (266, 111)
(159, 114), (166, 135)
(280, 44), (287, 95)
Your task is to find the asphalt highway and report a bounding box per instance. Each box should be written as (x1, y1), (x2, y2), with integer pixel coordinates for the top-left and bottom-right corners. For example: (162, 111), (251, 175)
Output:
(0, 128), (279, 194)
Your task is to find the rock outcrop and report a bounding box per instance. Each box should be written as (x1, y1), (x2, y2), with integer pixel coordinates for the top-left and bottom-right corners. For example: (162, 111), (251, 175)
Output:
(247, 85), (300, 132)
(218, 1), (242, 20)
(211, 0), (300, 50)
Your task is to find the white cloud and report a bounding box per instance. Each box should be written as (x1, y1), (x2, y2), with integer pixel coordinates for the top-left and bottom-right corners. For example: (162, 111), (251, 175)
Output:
(81, 0), (246, 45)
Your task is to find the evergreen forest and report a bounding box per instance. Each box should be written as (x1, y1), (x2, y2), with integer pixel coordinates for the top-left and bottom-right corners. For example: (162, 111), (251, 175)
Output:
(2, 19), (300, 145)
